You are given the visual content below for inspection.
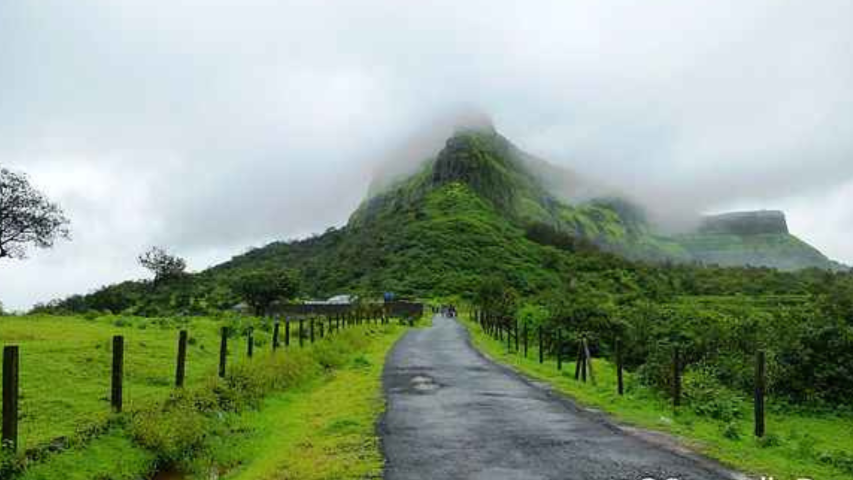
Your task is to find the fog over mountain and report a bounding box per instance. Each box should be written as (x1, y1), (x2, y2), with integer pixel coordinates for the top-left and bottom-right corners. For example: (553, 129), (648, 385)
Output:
(2, 0), (852, 310)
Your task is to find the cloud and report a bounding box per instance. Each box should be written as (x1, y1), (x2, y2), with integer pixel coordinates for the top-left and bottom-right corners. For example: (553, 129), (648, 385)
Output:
(1, 0), (852, 309)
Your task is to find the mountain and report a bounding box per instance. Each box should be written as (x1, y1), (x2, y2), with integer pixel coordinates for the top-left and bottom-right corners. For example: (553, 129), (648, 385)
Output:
(675, 211), (839, 271)
(351, 127), (836, 269)
(39, 126), (843, 315)
(211, 127), (840, 295)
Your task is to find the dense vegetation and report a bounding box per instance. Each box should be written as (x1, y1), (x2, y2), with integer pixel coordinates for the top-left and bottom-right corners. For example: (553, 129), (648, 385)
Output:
(21, 126), (853, 409)
(475, 267), (853, 407)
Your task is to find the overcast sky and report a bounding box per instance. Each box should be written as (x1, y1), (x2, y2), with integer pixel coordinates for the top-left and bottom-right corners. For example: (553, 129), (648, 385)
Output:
(2, 0), (852, 311)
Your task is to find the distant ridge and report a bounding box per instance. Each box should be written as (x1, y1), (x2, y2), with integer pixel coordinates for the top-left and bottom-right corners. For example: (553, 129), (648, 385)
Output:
(699, 211), (788, 236)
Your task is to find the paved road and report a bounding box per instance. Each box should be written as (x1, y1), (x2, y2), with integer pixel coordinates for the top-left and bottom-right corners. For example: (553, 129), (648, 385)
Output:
(381, 315), (742, 480)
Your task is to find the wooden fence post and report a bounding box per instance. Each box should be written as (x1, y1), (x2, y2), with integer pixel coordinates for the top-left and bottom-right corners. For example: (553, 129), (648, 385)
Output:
(616, 338), (624, 396)
(2, 346), (19, 452)
(175, 330), (188, 388)
(285, 319), (291, 347)
(557, 329), (562, 371)
(299, 319), (304, 347)
(523, 324), (528, 358)
(310, 319), (315, 343)
(111, 335), (124, 413)
(273, 321), (280, 351)
(673, 346), (681, 408)
(219, 327), (228, 378)
(247, 328), (254, 358)
(755, 350), (766, 437)
(583, 337), (596, 386)
(575, 342), (583, 380)
(539, 327), (544, 364)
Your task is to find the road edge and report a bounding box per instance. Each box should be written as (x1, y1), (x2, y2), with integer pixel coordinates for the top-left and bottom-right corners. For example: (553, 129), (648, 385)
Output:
(456, 316), (751, 480)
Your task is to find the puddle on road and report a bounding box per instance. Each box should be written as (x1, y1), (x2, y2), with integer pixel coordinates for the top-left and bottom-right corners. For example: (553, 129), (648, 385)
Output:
(410, 374), (440, 393)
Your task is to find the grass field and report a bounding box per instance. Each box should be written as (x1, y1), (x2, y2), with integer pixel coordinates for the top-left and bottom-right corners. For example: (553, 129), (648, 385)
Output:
(3, 313), (411, 480)
(0, 314), (272, 450)
(462, 315), (853, 480)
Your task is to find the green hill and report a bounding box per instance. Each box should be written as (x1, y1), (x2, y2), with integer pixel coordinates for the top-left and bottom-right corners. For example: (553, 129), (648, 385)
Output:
(38, 126), (843, 315)
(346, 126), (836, 270)
(675, 210), (841, 270)
(212, 126), (839, 295)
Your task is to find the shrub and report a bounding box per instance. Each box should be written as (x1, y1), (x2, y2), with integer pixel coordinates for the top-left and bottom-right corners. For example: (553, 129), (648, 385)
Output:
(682, 363), (744, 421)
(721, 421), (741, 441)
(0, 448), (24, 479)
(793, 432), (817, 459)
(756, 433), (782, 448)
(131, 399), (210, 465)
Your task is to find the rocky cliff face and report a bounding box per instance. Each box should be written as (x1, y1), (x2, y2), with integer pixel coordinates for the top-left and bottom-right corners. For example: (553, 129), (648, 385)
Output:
(698, 210), (789, 236)
(356, 127), (840, 271)
(430, 128), (522, 213)
(674, 210), (844, 270)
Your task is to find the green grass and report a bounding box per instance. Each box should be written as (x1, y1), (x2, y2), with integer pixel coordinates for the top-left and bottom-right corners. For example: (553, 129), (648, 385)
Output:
(6, 316), (409, 480)
(462, 315), (853, 480)
(0, 314), (255, 450)
(218, 325), (405, 480)
(17, 429), (157, 480)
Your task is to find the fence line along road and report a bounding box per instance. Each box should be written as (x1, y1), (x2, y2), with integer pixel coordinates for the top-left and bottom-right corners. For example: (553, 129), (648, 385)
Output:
(0, 302), (423, 454)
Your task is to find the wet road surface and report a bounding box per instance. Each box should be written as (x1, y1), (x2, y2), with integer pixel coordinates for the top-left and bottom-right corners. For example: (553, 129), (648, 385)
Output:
(381, 315), (742, 480)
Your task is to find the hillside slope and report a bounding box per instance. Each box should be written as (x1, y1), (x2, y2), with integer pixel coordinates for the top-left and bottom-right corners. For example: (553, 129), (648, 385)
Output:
(40, 127), (842, 315)
(347, 127), (835, 269)
(211, 127), (839, 297)
(352, 128), (692, 263)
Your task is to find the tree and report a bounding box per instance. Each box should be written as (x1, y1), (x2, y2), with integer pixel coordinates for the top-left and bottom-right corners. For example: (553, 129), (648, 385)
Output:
(138, 247), (187, 284)
(232, 269), (300, 316)
(475, 276), (518, 322)
(0, 167), (70, 259)
(0, 300), (5, 316)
